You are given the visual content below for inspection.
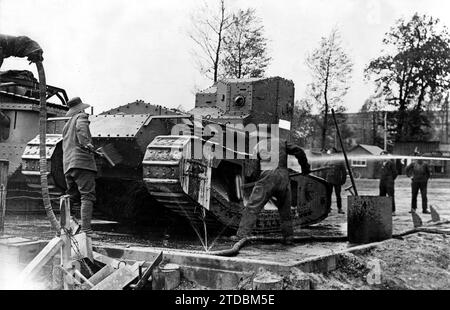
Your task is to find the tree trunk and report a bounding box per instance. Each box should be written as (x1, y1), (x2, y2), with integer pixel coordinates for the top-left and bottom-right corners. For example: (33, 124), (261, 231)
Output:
(213, 0), (226, 83)
(372, 112), (377, 145)
(322, 100), (328, 150)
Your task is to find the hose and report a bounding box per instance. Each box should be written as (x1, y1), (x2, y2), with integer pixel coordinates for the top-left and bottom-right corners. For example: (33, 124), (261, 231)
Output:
(205, 235), (348, 257)
(36, 61), (61, 231)
(206, 220), (450, 257)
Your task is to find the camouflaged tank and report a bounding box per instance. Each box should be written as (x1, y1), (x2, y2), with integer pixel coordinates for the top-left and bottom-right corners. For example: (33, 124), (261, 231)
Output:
(21, 77), (332, 233)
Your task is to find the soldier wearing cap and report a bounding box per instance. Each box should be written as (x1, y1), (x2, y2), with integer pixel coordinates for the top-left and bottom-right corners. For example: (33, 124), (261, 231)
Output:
(323, 147), (346, 214)
(379, 151), (397, 216)
(406, 151), (431, 214)
(231, 130), (311, 244)
(62, 97), (98, 237)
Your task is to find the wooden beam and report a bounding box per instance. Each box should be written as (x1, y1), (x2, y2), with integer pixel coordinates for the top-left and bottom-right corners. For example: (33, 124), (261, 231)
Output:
(19, 237), (63, 280)
(93, 251), (123, 269)
(86, 265), (115, 287)
(71, 232), (93, 262)
(0, 160), (8, 234)
(132, 251), (163, 290)
(60, 195), (73, 289)
(90, 265), (139, 290)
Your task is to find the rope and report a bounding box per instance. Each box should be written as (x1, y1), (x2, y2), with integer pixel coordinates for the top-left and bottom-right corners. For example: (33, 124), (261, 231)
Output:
(63, 227), (94, 277)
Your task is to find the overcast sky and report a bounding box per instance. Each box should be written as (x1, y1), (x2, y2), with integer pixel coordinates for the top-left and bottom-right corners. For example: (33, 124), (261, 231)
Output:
(1, 0), (450, 113)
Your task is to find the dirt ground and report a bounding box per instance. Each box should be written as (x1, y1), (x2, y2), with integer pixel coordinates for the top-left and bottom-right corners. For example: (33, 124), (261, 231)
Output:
(288, 176), (450, 290)
(301, 232), (450, 290)
(2, 176), (450, 290)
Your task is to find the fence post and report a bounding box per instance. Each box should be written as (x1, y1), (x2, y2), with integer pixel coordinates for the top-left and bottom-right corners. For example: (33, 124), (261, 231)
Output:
(0, 159), (9, 234)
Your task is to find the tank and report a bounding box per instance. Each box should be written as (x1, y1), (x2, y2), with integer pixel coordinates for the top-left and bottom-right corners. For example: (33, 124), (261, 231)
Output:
(142, 77), (332, 233)
(0, 70), (68, 213)
(21, 77), (332, 233)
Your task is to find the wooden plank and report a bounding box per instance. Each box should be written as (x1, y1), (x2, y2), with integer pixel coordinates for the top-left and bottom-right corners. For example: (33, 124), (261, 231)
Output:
(132, 251), (163, 290)
(60, 196), (73, 290)
(93, 251), (123, 269)
(71, 232), (93, 262)
(86, 265), (115, 286)
(0, 160), (8, 234)
(90, 265), (139, 290)
(19, 237), (63, 280)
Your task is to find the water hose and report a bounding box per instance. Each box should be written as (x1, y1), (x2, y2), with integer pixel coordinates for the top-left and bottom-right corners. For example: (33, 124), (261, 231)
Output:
(36, 61), (60, 231)
(204, 220), (450, 257)
(205, 235), (348, 257)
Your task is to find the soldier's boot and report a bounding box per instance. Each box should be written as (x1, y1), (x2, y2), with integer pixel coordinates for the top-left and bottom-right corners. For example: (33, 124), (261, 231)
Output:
(71, 202), (81, 219)
(80, 200), (100, 239)
(231, 211), (258, 241)
(280, 221), (294, 245)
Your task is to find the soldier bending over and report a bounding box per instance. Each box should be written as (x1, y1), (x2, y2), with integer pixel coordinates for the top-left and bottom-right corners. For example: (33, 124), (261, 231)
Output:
(232, 135), (311, 245)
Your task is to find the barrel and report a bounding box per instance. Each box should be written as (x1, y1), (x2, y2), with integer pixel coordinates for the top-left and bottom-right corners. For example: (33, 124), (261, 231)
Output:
(347, 196), (392, 244)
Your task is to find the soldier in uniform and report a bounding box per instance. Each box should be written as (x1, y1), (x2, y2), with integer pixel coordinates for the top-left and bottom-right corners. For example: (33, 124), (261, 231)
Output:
(62, 97), (99, 237)
(379, 151), (398, 216)
(232, 134), (311, 244)
(323, 148), (346, 214)
(0, 34), (43, 67)
(406, 153), (431, 214)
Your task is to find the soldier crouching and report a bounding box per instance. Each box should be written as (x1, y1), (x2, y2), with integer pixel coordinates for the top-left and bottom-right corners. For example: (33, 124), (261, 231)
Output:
(232, 134), (311, 245)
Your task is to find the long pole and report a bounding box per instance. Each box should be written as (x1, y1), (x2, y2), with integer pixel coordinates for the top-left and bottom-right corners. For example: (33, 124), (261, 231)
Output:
(384, 111), (387, 151)
(0, 160), (8, 234)
(331, 109), (358, 196)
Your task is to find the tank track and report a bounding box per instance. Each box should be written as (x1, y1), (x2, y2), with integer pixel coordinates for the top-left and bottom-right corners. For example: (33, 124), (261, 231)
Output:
(142, 136), (332, 234)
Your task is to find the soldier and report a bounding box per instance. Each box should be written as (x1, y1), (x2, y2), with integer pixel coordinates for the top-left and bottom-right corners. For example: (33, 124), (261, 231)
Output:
(406, 153), (431, 214)
(62, 97), (99, 238)
(0, 34), (43, 67)
(324, 147), (346, 214)
(379, 151), (397, 216)
(231, 134), (311, 244)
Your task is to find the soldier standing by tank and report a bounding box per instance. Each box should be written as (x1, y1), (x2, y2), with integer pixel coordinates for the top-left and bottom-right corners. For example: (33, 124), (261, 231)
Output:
(379, 151), (397, 216)
(231, 133), (311, 244)
(63, 97), (99, 238)
(324, 147), (346, 214)
(406, 152), (431, 214)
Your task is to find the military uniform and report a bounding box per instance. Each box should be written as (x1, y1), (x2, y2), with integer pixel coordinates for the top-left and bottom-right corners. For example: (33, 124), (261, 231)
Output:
(379, 160), (397, 212)
(62, 98), (97, 234)
(235, 138), (310, 241)
(323, 158), (346, 212)
(406, 160), (431, 213)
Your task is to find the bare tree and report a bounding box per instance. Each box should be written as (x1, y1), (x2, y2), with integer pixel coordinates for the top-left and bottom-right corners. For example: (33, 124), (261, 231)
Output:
(306, 28), (353, 149)
(188, 0), (231, 82)
(221, 8), (271, 78)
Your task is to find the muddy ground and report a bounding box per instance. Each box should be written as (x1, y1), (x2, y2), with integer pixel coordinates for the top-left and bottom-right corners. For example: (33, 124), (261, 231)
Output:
(302, 232), (450, 290)
(2, 176), (450, 289)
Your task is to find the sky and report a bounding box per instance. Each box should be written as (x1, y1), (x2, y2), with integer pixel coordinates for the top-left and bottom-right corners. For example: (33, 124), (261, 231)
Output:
(1, 0), (450, 113)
